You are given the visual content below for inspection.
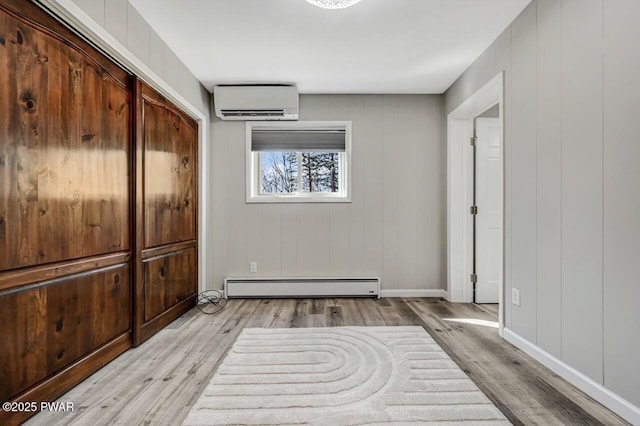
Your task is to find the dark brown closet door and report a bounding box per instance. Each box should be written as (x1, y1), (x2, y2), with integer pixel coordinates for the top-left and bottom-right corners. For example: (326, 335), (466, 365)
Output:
(134, 81), (197, 345)
(0, 1), (133, 424)
(0, 7), (131, 271)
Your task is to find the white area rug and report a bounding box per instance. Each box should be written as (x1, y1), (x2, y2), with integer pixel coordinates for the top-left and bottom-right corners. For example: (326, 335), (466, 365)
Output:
(184, 326), (510, 425)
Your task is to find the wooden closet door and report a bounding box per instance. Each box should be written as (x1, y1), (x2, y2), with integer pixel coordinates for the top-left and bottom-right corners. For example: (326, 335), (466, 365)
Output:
(134, 81), (198, 345)
(0, 1), (133, 424)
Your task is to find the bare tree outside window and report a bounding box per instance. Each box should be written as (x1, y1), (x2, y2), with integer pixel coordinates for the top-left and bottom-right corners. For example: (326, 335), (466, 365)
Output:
(260, 152), (298, 193)
(301, 152), (340, 193)
(261, 151), (340, 194)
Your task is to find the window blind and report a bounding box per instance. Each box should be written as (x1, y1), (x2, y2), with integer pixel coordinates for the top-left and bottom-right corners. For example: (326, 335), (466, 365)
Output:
(251, 128), (346, 152)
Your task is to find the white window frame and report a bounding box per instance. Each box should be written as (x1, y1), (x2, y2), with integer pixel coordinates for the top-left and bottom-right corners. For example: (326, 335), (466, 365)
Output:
(246, 121), (352, 203)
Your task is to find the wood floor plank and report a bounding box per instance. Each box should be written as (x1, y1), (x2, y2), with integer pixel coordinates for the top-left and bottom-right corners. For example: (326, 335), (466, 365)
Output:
(336, 298), (367, 326)
(24, 297), (628, 426)
(242, 299), (277, 328)
(310, 298), (325, 314)
(358, 298), (388, 326)
(374, 301), (406, 326)
(266, 298), (297, 328)
(291, 299), (311, 327)
(326, 305), (344, 326)
(476, 302), (499, 317)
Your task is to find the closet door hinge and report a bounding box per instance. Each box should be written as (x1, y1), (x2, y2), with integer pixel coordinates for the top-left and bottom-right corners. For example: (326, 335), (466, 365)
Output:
(470, 205), (478, 215)
(470, 273), (477, 283)
(470, 136), (477, 146)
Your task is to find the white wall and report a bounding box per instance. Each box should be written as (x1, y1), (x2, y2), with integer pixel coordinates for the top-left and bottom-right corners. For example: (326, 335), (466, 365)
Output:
(211, 95), (445, 292)
(445, 0), (640, 413)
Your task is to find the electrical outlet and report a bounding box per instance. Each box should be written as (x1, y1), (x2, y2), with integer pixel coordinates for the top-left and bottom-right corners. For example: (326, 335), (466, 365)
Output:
(512, 288), (521, 306)
(250, 261), (257, 273)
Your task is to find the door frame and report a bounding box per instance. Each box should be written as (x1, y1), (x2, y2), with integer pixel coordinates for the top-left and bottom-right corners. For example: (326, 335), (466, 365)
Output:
(447, 72), (504, 335)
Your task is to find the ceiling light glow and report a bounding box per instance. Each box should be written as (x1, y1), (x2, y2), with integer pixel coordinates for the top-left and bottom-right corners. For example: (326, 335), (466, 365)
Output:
(305, 0), (364, 10)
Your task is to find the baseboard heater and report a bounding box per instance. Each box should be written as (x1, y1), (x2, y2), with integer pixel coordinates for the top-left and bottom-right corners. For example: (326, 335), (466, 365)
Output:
(224, 277), (380, 299)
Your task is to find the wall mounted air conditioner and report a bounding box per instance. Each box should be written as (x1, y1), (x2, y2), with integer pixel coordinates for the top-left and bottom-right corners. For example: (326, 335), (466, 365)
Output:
(213, 85), (298, 121)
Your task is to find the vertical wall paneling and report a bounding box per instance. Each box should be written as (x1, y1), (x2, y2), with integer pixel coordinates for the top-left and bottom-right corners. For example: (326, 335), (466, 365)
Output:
(381, 96), (401, 288)
(212, 95), (444, 290)
(163, 48), (182, 98)
(420, 97), (445, 287)
(311, 204), (331, 273)
(329, 203), (350, 274)
(296, 204), (319, 276)
(603, 0), (640, 408)
(72, 0), (104, 26)
(535, 0), (562, 358)
(560, 0), (604, 384)
(396, 96), (419, 289)
(103, 0), (127, 47)
(225, 121), (248, 275)
(279, 201), (298, 274)
(149, 29), (165, 80)
(246, 203), (261, 275)
(260, 204), (282, 276)
(134, 81), (198, 345)
(178, 62), (202, 112)
(126, 3), (150, 67)
(445, 0), (640, 416)
(327, 97), (351, 275)
(346, 96), (365, 274)
(0, 1), (133, 423)
(361, 96), (385, 278)
(510, 3), (538, 342)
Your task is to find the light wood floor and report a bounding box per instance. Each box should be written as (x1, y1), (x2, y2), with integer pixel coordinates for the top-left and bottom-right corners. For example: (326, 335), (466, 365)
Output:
(26, 298), (627, 425)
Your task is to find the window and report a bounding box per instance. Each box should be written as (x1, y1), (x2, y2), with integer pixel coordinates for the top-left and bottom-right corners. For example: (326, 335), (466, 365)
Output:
(246, 121), (351, 203)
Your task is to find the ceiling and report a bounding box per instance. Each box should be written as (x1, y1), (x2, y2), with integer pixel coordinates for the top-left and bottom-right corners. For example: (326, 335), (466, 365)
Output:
(129, 0), (531, 94)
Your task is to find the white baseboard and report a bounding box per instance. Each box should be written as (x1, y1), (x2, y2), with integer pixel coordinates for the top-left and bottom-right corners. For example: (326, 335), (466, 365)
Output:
(503, 328), (640, 425)
(380, 289), (447, 298)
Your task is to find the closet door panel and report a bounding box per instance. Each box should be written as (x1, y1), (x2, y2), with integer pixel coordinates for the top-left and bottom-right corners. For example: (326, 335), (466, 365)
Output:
(142, 95), (196, 248)
(143, 248), (196, 322)
(134, 81), (197, 345)
(0, 264), (131, 403)
(0, 6), (131, 272)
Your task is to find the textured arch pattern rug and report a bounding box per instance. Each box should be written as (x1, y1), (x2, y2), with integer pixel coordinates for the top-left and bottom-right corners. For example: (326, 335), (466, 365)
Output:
(183, 326), (510, 425)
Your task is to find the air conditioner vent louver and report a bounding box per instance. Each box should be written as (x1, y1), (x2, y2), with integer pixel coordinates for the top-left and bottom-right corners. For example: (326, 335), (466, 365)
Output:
(214, 85), (298, 121)
(221, 109), (285, 118)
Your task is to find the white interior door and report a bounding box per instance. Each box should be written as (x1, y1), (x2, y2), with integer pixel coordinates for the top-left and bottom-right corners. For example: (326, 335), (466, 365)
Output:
(475, 117), (502, 303)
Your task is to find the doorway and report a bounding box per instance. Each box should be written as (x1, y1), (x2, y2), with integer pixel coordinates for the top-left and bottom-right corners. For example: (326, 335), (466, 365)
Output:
(447, 72), (504, 335)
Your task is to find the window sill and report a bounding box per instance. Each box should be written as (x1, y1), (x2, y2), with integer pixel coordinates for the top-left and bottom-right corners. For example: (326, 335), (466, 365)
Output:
(246, 195), (351, 204)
